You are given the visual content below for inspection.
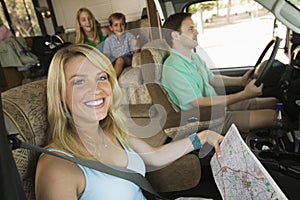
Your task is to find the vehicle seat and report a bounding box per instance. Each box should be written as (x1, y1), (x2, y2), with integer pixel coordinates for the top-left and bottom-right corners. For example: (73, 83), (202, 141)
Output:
(282, 45), (300, 124)
(2, 78), (48, 200)
(139, 39), (226, 193)
(140, 39), (226, 138)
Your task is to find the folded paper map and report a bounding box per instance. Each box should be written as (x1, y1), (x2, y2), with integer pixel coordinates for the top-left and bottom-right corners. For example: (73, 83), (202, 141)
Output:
(211, 124), (287, 200)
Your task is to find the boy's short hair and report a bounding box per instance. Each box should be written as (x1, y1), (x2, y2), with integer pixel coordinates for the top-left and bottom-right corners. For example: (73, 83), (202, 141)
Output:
(108, 12), (126, 26)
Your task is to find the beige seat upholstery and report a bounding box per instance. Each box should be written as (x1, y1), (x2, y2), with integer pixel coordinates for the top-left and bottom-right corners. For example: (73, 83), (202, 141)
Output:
(140, 39), (226, 138)
(138, 39), (223, 193)
(2, 78), (48, 200)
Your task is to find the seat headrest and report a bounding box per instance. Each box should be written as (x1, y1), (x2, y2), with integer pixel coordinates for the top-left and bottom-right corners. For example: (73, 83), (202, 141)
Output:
(142, 39), (170, 50)
(2, 78), (48, 144)
(141, 39), (171, 83)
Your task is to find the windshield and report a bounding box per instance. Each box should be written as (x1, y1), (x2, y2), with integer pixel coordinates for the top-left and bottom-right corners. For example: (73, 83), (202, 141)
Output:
(185, 0), (290, 69)
(287, 0), (300, 9)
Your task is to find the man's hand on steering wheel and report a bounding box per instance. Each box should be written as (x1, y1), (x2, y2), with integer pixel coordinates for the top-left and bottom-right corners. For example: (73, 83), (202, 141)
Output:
(243, 79), (263, 99)
(241, 68), (255, 87)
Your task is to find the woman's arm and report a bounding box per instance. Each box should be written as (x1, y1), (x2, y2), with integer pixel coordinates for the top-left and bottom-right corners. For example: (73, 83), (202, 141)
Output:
(128, 130), (223, 167)
(35, 154), (84, 200)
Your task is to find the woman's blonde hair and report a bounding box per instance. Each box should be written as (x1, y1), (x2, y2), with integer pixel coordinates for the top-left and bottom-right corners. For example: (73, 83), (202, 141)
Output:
(75, 8), (99, 45)
(47, 44), (128, 159)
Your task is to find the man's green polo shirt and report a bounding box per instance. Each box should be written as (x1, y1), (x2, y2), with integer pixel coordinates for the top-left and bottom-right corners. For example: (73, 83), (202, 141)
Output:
(162, 49), (217, 110)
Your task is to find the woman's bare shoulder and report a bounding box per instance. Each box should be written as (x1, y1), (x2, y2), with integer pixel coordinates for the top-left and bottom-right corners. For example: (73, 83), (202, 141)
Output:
(35, 151), (85, 199)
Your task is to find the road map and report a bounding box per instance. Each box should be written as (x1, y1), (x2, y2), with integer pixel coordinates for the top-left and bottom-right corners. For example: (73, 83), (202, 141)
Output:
(210, 124), (287, 200)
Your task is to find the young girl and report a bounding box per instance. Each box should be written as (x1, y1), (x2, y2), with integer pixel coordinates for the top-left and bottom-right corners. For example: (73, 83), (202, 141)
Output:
(75, 8), (107, 52)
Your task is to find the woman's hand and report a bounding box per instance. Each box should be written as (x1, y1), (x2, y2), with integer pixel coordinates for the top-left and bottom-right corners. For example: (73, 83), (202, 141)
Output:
(198, 130), (224, 156)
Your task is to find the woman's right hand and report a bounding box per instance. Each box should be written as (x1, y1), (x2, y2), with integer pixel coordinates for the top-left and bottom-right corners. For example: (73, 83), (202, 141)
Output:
(198, 130), (223, 156)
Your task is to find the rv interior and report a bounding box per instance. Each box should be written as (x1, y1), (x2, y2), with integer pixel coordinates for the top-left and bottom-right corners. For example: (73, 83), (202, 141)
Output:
(1, 0), (300, 199)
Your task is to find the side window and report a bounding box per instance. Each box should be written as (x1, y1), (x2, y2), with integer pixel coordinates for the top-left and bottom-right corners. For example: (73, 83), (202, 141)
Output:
(187, 0), (288, 69)
(0, 0), (41, 37)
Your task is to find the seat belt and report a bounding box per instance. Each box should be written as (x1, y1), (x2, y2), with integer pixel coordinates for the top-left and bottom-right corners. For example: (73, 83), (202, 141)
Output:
(8, 135), (167, 200)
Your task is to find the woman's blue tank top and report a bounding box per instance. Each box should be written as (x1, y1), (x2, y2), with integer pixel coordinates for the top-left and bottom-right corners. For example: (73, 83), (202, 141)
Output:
(47, 147), (147, 200)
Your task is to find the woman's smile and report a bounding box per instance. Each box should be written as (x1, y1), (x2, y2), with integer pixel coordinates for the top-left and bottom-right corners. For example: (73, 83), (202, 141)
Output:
(84, 98), (104, 108)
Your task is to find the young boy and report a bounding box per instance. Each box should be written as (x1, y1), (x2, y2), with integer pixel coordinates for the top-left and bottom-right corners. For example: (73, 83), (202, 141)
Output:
(103, 12), (137, 78)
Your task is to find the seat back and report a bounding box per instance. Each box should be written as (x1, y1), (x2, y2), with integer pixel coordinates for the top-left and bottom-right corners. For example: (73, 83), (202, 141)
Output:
(140, 40), (182, 128)
(140, 40), (225, 136)
(2, 78), (48, 200)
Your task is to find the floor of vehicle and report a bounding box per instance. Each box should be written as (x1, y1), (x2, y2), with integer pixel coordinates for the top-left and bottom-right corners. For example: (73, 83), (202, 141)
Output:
(269, 169), (300, 200)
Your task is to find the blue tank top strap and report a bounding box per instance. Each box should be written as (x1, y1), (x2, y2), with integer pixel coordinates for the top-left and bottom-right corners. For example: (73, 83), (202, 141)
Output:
(46, 148), (73, 156)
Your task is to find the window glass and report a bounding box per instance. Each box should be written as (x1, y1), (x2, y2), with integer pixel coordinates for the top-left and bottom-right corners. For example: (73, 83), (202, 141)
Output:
(288, 0), (300, 9)
(188, 0), (289, 69)
(0, 0), (41, 37)
(0, 7), (9, 28)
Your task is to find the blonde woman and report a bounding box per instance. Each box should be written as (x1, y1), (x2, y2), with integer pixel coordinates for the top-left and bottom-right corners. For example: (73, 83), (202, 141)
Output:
(35, 44), (223, 199)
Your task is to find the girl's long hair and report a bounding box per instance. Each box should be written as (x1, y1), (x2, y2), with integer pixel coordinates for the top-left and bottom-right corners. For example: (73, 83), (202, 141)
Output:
(75, 8), (100, 45)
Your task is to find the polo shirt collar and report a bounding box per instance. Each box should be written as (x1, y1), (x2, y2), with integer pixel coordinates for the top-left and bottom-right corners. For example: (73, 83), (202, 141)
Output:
(170, 48), (198, 67)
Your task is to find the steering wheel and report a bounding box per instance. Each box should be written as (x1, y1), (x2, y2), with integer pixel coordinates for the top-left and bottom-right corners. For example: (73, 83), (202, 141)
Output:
(253, 37), (281, 86)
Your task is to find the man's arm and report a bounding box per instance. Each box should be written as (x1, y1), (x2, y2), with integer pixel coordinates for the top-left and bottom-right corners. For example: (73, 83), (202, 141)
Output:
(191, 79), (262, 107)
(209, 68), (254, 87)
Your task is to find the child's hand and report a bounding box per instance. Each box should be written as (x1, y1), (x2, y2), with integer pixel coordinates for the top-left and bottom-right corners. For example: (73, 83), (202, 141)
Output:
(132, 38), (137, 47)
